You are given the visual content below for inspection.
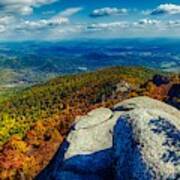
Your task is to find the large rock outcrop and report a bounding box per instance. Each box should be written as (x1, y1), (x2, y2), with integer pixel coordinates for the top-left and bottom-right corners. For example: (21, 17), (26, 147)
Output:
(37, 97), (180, 180)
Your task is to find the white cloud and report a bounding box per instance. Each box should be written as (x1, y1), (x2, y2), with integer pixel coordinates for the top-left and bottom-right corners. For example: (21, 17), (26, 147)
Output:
(0, 5), (83, 40)
(2, 4), (33, 15)
(0, 25), (6, 33)
(137, 19), (160, 25)
(87, 22), (129, 31)
(12, 7), (83, 32)
(132, 19), (162, 30)
(86, 19), (162, 32)
(90, 7), (127, 17)
(16, 16), (69, 31)
(167, 20), (180, 27)
(0, 15), (15, 25)
(59, 7), (83, 17)
(0, 15), (17, 34)
(46, 24), (83, 40)
(0, 0), (58, 15)
(151, 4), (180, 15)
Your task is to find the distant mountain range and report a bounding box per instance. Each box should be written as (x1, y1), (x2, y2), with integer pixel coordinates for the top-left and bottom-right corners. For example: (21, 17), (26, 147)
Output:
(0, 39), (179, 98)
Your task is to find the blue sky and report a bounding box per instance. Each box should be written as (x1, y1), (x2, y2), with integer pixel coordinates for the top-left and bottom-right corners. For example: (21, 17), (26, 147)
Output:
(0, 0), (180, 40)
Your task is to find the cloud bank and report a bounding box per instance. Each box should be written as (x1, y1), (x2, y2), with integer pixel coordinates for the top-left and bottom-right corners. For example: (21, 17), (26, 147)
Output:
(0, 0), (58, 15)
(151, 4), (180, 15)
(0, 1), (180, 40)
(90, 7), (127, 17)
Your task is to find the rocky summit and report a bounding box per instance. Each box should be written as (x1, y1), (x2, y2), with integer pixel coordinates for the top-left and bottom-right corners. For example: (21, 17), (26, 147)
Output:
(37, 96), (180, 180)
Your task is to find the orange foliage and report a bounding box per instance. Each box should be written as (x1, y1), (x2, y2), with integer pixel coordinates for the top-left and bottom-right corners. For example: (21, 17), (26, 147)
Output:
(0, 68), (178, 179)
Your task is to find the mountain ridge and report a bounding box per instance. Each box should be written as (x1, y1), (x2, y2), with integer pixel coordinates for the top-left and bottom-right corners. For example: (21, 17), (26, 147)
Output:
(0, 66), (179, 179)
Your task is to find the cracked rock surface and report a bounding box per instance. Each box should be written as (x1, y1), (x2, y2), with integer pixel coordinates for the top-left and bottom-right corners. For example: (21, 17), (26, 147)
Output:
(37, 96), (180, 180)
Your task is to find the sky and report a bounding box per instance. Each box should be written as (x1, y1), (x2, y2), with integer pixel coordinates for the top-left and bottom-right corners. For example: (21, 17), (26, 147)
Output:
(0, 0), (180, 41)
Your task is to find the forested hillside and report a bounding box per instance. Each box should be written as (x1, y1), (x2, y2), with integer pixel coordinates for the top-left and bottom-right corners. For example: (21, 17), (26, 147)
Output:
(0, 66), (178, 179)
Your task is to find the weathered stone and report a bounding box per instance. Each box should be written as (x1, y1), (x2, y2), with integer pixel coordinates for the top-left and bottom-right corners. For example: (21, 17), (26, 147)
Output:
(113, 96), (180, 179)
(113, 96), (178, 117)
(37, 96), (180, 180)
(74, 108), (113, 130)
(115, 81), (131, 93)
